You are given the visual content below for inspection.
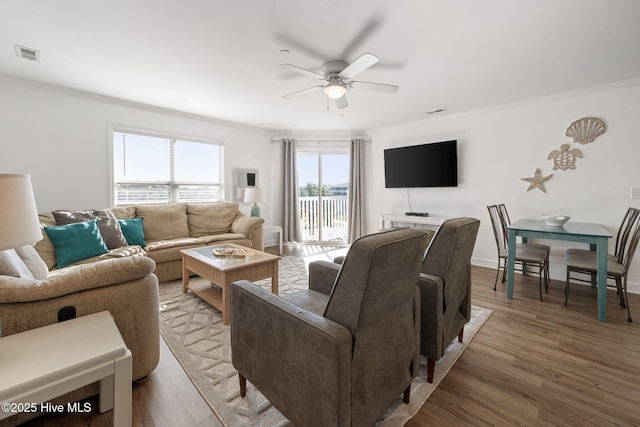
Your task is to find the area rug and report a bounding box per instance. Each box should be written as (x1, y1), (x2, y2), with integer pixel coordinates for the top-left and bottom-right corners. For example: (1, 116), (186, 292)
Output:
(158, 256), (492, 426)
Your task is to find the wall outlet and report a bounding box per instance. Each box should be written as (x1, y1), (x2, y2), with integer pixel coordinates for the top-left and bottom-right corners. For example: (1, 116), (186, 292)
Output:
(631, 188), (640, 199)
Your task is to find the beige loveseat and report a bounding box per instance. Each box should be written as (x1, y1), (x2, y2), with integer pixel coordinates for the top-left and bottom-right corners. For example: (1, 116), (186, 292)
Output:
(35, 202), (265, 282)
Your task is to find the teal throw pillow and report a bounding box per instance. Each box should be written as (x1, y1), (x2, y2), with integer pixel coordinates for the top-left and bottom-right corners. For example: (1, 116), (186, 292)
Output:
(44, 219), (109, 268)
(118, 218), (147, 247)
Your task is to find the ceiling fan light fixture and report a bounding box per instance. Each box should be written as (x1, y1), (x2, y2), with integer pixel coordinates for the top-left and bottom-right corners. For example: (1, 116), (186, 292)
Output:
(324, 83), (347, 99)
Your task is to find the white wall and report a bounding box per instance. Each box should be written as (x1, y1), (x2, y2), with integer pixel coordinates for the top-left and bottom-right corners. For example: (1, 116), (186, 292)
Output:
(367, 80), (640, 293)
(0, 75), (275, 222)
(3, 74), (640, 292)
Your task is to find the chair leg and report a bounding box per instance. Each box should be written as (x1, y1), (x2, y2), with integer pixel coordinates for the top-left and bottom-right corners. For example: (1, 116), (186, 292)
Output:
(564, 268), (570, 306)
(501, 261), (507, 283)
(493, 257), (502, 290)
(403, 384), (411, 404)
(623, 277), (632, 323)
(427, 359), (435, 383)
(538, 262), (543, 301)
(544, 257), (550, 292)
(615, 277), (626, 307)
(458, 328), (464, 343)
(239, 373), (247, 397)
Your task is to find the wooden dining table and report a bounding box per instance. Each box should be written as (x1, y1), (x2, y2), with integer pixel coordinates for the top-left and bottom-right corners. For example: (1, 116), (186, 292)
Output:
(506, 219), (612, 322)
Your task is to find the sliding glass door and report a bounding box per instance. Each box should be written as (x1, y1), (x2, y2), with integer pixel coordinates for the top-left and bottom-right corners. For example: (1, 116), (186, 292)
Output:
(297, 150), (349, 244)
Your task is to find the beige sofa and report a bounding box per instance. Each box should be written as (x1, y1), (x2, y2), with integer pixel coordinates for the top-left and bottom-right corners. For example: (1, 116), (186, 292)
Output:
(0, 202), (262, 425)
(35, 202), (265, 282)
(0, 247), (160, 426)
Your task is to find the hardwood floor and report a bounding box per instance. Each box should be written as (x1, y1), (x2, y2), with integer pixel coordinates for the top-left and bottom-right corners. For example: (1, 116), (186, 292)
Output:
(16, 245), (640, 426)
(407, 265), (640, 426)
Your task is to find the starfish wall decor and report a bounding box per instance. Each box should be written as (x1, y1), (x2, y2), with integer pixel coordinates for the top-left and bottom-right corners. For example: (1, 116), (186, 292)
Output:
(521, 168), (553, 193)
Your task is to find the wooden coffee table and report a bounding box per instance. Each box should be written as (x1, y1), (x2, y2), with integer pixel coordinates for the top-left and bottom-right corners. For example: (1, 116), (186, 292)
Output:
(181, 244), (281, 325)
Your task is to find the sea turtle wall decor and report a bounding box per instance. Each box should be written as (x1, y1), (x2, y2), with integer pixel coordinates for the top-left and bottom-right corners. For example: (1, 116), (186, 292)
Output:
(565, 117), (606, 144)
(548, 143), (583, 170)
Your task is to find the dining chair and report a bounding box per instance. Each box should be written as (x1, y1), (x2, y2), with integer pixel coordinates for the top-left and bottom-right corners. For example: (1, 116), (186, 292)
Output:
(496, 204), (551, 265)
(564, 207), (640, 322)
(487, 204), (549, 300)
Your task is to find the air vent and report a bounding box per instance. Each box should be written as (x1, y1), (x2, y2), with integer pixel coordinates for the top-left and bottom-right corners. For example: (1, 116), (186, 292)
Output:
(14, 45), (40, 62)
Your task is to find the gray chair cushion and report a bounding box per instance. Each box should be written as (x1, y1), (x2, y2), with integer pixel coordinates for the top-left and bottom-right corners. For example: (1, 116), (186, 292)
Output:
(566, 253), (626, 275)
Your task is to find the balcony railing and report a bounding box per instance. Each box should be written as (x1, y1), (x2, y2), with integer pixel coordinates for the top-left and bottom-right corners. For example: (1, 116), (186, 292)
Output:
(299, 196), (348, 243)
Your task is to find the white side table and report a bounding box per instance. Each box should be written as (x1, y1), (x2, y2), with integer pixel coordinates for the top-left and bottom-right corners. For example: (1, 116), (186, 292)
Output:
(0, 311), (132, 426)
(263, 225), (283, 255)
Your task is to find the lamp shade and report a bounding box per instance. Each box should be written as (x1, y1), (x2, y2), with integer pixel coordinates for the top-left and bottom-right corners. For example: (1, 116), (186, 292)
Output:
(324, 83), (347, 99)
(243, 188), (266, 203)
(0, 174), (42, 251)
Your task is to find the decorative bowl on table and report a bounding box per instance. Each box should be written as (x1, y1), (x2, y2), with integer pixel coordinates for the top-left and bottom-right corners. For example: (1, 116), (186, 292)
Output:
(542, 214), (570, 227)
(212, 247), (246, 258)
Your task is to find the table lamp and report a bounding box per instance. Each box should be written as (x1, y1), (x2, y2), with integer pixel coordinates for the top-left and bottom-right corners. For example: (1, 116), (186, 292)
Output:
(243, 188), (266, 218)
(0, 174), (42, 336)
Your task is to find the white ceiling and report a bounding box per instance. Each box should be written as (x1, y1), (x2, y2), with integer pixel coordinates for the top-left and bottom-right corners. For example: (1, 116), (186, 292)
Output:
(2, 0), (640, 132)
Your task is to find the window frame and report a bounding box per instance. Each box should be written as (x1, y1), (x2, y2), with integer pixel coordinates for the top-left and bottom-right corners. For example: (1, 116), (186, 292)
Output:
(108, 124), (225, 206)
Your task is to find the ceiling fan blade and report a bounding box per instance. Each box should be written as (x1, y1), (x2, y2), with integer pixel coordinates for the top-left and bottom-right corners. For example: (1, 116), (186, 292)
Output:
(283, 85), (325, 99)
(335, 95), (348, 110)
(279, 64), (325, 80)
(339, 16), (382, 59)
(339, 53), (379, 79)
(349, 80), (399, 94)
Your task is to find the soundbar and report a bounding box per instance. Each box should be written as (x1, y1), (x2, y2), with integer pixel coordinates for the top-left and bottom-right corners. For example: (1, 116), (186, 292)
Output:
(405, 212), (429, 217)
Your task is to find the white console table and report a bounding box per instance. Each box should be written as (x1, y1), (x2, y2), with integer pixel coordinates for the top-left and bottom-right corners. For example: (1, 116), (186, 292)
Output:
(380, 213), (452, 230)
(0, 311), (132, 426)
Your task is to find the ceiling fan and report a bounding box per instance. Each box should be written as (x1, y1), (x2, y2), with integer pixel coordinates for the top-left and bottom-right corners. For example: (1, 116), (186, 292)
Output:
(280, 53), (399, 109)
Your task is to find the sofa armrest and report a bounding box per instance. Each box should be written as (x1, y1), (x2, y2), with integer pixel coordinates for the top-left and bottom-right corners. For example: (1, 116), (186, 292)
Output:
(231, 213), (265, 250)
(416, 273), (444, 359)
(231, 281), (352, 426)
(0, 256), (156, 303)
(231, 213), (264, 238)
(308, 260), (340, 295)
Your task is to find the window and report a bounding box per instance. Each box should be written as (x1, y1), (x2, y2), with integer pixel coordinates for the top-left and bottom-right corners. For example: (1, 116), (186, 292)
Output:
(296, 143), (350, 243)
(112, 129), (224, 205)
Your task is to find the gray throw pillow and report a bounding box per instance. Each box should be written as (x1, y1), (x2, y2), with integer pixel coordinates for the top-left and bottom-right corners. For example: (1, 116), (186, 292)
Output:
(52, 209), (128, 249)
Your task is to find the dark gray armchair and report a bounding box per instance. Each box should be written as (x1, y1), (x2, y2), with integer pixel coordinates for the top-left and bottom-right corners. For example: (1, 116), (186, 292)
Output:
(230, 228), (430, 427)
(418, 217), (480, 382)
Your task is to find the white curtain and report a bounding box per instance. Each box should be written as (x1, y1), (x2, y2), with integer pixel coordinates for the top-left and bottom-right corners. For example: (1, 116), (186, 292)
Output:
(348, 138), (365, 242)
(282, 139), (302, 243)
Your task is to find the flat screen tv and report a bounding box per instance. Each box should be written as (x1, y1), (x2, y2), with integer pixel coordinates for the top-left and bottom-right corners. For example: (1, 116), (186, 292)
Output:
(384, 140), (458, 188)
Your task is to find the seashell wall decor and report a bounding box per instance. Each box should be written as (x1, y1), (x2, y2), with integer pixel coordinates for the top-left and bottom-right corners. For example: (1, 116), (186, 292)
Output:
(547, 143), (583, 170)
(565, 117), (606, 144)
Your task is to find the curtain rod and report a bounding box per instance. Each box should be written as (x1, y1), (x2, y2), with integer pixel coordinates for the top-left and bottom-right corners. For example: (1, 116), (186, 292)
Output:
(270, 138), (369, 143)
